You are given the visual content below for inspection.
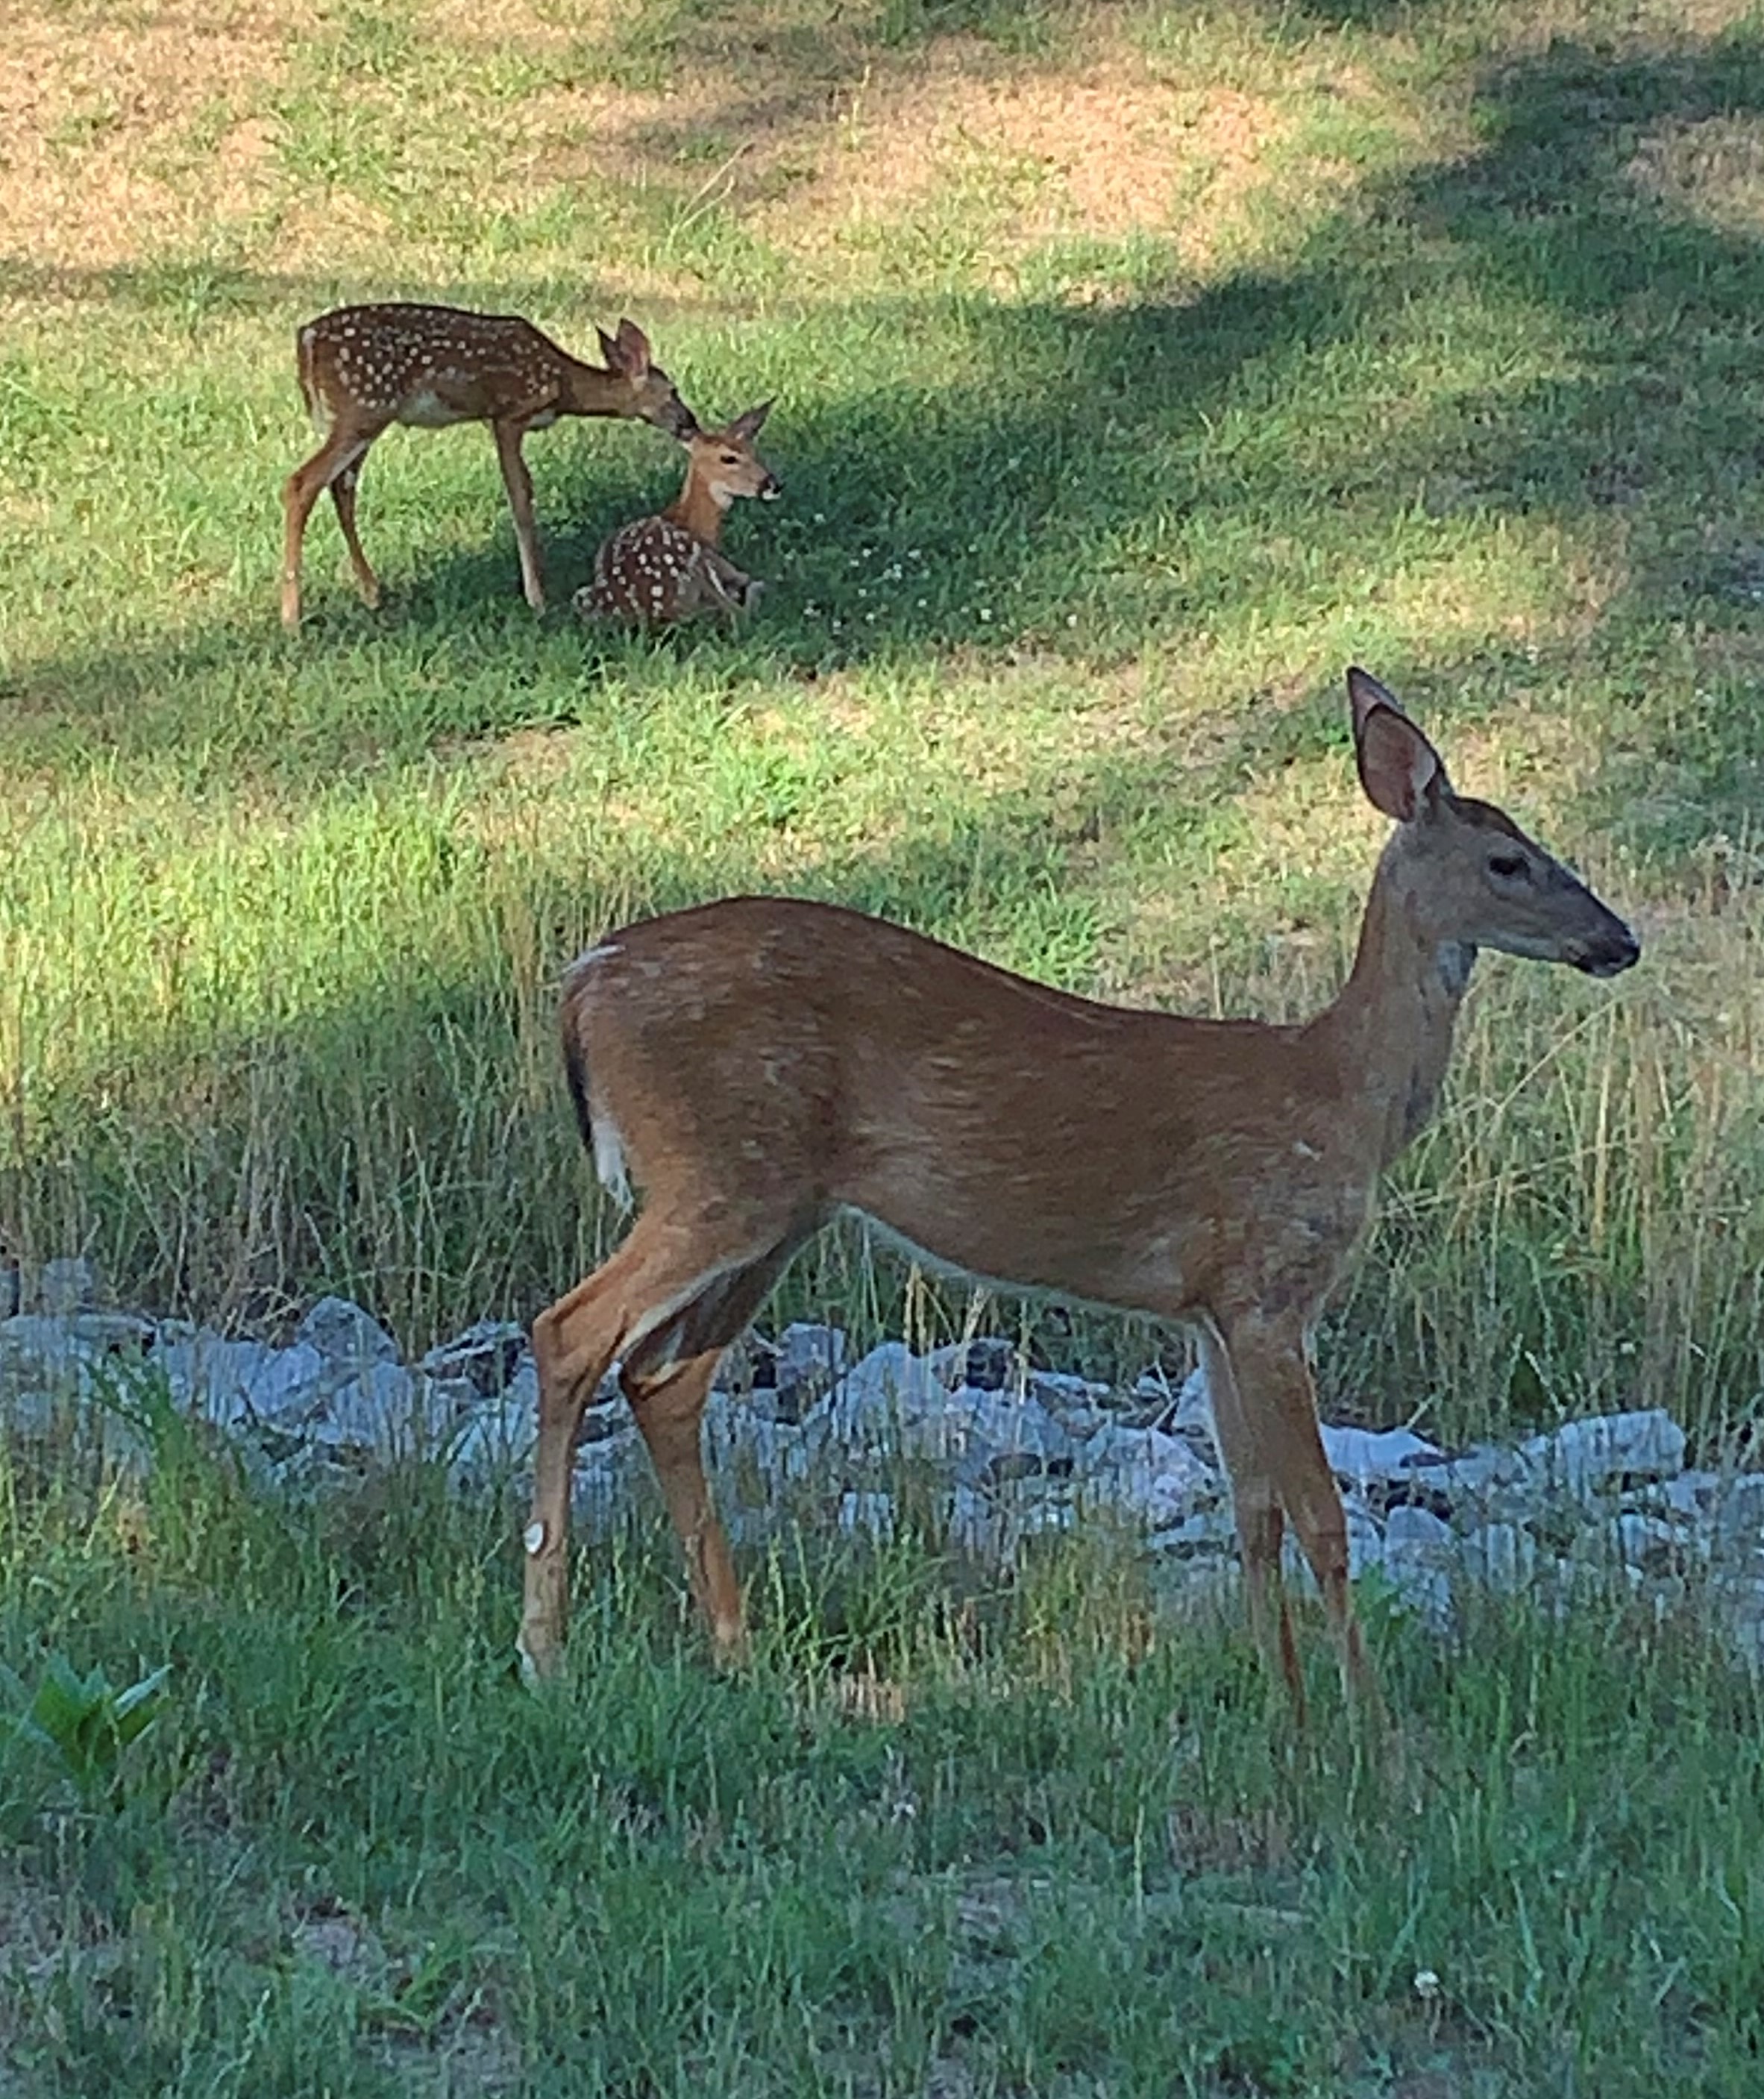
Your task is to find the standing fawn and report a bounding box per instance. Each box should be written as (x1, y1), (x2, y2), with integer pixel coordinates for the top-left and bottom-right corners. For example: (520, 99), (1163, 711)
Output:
(519, 671), (1640, 1719)
(280, 304), (694, 627)
(572, 401), (779, 627)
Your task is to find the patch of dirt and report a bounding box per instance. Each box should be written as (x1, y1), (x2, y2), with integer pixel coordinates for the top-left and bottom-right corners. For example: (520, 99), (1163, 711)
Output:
(809, 60), (1280, 245)
(1, 0), (1289, 301)
(0, 4), (297, 272)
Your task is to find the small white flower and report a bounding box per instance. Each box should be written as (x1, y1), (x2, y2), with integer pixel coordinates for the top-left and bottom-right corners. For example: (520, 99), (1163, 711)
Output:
(1413, 1969), (1440, 2002)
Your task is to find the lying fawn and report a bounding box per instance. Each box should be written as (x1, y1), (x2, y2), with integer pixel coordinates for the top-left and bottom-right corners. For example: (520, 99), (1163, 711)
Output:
(519, 671), (1639, 1719)
(571, 401), (779, 627)
(280, 304), (694, 627)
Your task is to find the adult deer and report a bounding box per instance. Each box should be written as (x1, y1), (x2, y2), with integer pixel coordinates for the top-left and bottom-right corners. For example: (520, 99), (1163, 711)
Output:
(519, 671), (1639, 1716)
(280, 304), (694, 627)
(573, 401), (780, 627)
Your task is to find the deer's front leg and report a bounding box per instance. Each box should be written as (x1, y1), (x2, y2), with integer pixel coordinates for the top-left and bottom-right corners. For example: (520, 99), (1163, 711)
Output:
(493, 420), (547, 612)
(1220, 1305), (1381, 1722)
(702, 548), (761, 619)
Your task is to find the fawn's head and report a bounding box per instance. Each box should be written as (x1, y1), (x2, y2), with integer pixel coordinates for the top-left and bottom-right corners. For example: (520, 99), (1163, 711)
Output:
(1349, 666), (1640, 979)
(596, 319), (696, 439)
(680, 401), (782, 509)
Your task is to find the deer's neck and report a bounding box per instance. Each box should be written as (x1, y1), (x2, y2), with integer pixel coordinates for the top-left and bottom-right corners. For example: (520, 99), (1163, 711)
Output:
(1313, 856), (1476, 1174)
(662, 477), (728, 546)
(560, 357), (622, 416)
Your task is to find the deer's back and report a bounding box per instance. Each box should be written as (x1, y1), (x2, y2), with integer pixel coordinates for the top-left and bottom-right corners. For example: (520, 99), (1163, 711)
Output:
(297, 303), (567, 425)
(565, 898), (1373, 1317)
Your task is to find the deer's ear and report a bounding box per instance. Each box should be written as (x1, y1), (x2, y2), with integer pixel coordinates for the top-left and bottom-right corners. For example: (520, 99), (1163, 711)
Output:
(1349, 668), (1444, 822)
(600, 319), (652, 374)
(726, 399), (772, 442)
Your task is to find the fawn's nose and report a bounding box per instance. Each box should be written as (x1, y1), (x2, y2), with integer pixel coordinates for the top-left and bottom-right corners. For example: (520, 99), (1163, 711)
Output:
(759, 471), (782, 501)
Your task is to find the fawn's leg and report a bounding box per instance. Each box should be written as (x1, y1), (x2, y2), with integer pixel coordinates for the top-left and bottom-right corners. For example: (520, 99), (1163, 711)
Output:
(281, 424), (375, 627)
(492, 419), (545, 612)
(329, 451), (381, 609)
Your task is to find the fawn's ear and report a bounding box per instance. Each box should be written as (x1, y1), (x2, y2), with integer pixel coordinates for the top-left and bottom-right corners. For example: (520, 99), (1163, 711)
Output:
(600, 319), (652, 374)
(1348, 666), (1446, 822)
(726, 399), (772, 442)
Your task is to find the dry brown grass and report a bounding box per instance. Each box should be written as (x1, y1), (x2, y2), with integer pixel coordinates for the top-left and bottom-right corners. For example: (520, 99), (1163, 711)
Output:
(0, 0), (1319, 299)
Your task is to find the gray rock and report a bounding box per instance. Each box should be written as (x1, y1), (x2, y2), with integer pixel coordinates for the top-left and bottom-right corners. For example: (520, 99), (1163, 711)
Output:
(1150, 1505), (1238, 1557)
(1075, 1422), (1217, 1529)
(1715, 1472), (1764, 1545)
(0, 1312), (154, 1395)
(315, 1364), (459, 1458)
(448, 1389), (539, 1486)
(1400, 1443), (1521, 1501)
(1026, 1368), (1111, 1417)
(930, 1335), (1017, 1393)
(295, 1296), (402, 1373)
(1017, 1495), (1079, 1539)
(1319, 1423), (1443, 1485)
(1381, 1546), (1455, 1629)
(947, 1483), (1002, 1557)
(571, 1438), (644, 1528)
(1160, 1365), (1215, 1437)
(1642, 1470), (1721, 1519)
(1384, 1505), (1454, 1553)
(418, 1320), (529, 1396)
(1566, 1512), (1689, 1581)
(1518, 1409), (1685, 1494)
(243, 1342), (328, 1425)
(1613, 1512), (1688, 1576)
(770, 1321), (848, 1418)
(1460, 1521), (1538, 1590)
(809, 1342), (945, 1444)
(155, 1332), (282, 1429)
(838, 1490), (896, 1543)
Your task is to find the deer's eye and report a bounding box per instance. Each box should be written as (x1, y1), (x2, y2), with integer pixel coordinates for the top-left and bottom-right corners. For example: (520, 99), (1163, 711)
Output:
(720, 453), (741, 466)
(1488, 852), (1530, 882)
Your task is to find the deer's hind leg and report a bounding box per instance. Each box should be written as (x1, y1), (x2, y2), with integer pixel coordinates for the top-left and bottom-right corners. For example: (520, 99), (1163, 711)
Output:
(329, 450), (381, 609)
(519, 1220), (801, 1681)
(618, 1239), (803, 1658)
(282, 420), (382, 626)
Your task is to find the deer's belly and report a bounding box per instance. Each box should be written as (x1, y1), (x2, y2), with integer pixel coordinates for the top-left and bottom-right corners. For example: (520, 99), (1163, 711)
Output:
(398, 389), (475, 428)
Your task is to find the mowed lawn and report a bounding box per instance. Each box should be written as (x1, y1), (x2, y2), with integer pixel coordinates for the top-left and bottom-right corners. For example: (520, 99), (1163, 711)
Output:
(3, 1), (1764, 2092)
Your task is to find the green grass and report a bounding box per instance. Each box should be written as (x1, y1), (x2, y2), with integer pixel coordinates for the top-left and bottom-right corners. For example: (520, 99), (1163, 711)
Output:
(4, 1432), (1763, 2097)
(5, 0), (1764, 2086)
